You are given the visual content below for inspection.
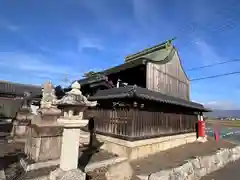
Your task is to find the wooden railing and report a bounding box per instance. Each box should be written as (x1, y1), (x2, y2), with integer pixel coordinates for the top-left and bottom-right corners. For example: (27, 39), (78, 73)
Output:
(83, 108), (197, 141)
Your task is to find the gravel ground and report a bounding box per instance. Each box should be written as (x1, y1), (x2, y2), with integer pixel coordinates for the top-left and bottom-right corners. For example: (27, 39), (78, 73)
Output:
(86, 166), (108, 180)
(2, 135), (236, 180)
(131, 138), (236, 176)
(86, 166), (141, 180)
(78, 147), (118, 172)
(1, 140), (118, 180)
(79, 147), (118, 165)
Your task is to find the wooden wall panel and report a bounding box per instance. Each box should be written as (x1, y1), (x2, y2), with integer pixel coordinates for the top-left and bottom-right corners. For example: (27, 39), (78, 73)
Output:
(146, 51), (190, 100)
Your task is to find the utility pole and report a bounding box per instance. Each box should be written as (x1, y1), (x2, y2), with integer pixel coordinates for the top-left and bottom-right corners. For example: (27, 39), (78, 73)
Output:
(63, 73), (69, 88)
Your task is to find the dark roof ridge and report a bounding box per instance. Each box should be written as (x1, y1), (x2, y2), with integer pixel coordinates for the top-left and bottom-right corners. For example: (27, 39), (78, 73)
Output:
(126, 85), (202, 104)
(125, 38), (176, 62)
(0, 80), (41, 88)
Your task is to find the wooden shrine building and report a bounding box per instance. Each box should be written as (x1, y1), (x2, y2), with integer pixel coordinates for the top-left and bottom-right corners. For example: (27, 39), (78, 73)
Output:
(79, 39), (209, 141)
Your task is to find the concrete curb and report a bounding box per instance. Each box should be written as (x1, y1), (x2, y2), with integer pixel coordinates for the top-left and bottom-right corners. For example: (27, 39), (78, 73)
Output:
(148, 145), (240, 180)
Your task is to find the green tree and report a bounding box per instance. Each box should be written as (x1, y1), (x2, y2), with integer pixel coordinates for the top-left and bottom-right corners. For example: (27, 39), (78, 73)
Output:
(83, 71), (96, 78)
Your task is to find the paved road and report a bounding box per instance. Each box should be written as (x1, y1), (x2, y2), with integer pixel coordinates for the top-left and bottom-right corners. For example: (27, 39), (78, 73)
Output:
(201, 159), (240, 180)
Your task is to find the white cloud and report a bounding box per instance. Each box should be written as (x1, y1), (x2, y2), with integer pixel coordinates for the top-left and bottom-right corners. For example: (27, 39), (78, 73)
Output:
(0, 52), (83, 82)
(0, 52), (65, 73)
(6, 24), (19, 32)
(203, 100), (240, 110)
(0, 18), (20, 32)
(78, 36), (104, 52)
(192, 38), (222, 65)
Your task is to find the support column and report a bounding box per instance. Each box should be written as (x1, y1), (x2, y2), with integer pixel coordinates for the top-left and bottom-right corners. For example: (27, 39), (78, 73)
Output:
(60, 125), (80, 171)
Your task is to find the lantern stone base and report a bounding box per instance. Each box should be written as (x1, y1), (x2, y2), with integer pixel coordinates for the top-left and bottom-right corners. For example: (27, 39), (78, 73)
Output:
(24, 123), (63, 163)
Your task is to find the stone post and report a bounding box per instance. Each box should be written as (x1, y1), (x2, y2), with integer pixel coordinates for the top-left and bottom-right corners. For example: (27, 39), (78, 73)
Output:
(50, 81), (97, 180)
(58, 113), (88, 171)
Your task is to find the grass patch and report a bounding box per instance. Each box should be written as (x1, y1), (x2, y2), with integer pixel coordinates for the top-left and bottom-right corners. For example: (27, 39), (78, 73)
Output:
(206, 119), (240, 127)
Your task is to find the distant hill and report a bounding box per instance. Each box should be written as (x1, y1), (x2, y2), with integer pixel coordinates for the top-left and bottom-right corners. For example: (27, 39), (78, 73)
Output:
(204, 110), (240, 118)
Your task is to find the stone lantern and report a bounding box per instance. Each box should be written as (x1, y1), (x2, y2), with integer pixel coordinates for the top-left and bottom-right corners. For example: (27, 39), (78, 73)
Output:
(12, 91), (33, 139)
(23, 81), (63, 167)
(57, 81), (97, 124)
(50, 81), (97, 180)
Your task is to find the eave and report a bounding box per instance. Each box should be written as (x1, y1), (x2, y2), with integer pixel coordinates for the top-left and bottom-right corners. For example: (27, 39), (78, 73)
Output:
(88, 86), (210, 112)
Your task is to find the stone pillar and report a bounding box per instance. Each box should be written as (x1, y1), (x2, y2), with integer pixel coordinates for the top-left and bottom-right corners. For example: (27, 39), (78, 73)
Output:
(60, 122), (81, 171)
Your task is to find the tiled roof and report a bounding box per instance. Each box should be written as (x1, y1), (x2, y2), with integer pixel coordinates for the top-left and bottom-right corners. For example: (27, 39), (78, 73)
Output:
(78, 40), (177, 87)
(88, 86), (210, 112)
(124, 38), (176, 63)
(0, 81), (41, 97)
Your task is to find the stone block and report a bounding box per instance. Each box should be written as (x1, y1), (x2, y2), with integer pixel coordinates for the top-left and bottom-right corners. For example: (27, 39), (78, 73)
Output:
(60, 169), (86, 180)
(105, 161), (133, 180)
(169, 172), (185, 180)
(229, 154), (240, 162)
(194, 168), (207, 178)
(38, 136), (62, 161)
(50, 168), (86, 180)
(175, 161), (194, 176)
(25, 124), (63, 162)
(190, 158), (201, 170)
(235, 146), (240, 152)
(199, 155), (212, 169)
(149, 170), (172, 180)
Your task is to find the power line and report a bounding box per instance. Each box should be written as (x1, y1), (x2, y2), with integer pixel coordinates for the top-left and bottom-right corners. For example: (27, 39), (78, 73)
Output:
(190, 71), (240, 82)
(186, 59), (240, 71)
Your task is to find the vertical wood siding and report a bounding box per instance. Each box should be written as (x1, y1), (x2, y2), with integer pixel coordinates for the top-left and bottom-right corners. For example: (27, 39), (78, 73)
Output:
(83, 108), (197, 140)
(146, 51), (190, 100)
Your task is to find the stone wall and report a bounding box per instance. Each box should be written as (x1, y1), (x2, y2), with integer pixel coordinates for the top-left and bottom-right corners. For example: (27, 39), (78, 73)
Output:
(149, 145), (240, 180)
(98, 133), (196, 160)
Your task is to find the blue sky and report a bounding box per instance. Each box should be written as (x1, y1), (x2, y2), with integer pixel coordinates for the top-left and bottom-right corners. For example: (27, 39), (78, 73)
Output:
(0, 0), (240, 109)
